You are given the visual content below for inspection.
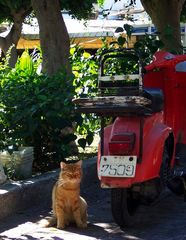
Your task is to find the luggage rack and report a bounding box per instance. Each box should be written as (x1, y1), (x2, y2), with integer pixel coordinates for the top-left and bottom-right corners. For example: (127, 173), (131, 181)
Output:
(73, 49), (153, 117)
(98, 74), (141, 97)
(72, 95), (152, 116)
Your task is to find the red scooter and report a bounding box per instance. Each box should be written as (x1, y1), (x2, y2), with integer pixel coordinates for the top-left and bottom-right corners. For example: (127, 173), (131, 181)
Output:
(73, 49), (186, 227)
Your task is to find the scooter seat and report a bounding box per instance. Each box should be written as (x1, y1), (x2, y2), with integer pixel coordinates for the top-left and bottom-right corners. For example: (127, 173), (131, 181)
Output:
(143, 88), (164, 112)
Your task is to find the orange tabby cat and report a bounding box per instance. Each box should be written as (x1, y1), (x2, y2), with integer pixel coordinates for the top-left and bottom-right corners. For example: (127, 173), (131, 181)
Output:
(43, 160), (87, 229)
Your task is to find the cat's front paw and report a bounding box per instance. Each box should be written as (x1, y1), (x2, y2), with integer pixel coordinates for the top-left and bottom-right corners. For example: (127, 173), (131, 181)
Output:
(77, 222), (87, 229)
(57, 224), (65, 229)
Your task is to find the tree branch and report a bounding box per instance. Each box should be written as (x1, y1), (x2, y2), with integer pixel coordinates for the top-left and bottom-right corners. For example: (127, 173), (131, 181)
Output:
(6, 6), (32, 47)
(0, 5), (32, 66)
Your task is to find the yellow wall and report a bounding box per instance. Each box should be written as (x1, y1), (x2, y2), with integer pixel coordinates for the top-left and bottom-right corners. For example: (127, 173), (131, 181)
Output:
(17, 38), (40, 49)
(17, 35), (136, 50)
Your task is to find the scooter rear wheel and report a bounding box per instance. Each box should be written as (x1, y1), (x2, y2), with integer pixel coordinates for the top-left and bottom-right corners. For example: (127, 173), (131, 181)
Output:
(111, 188), (139, 228)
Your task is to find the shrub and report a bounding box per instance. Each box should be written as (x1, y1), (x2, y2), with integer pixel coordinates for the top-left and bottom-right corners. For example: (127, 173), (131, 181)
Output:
(70, 45), (100, 148)
(0, 51), (81, 172)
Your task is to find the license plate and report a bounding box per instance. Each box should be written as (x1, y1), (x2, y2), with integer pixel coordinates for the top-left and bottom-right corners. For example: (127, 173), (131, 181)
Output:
(99, 156), (137, 178)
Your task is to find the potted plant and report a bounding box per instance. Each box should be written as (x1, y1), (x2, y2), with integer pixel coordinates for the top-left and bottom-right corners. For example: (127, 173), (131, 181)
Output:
(0, 147), (34, 179)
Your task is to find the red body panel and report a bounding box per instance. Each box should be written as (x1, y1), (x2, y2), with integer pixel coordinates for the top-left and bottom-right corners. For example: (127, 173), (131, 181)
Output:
(144, 52), (186, 144)
(98, 112), (172, 188)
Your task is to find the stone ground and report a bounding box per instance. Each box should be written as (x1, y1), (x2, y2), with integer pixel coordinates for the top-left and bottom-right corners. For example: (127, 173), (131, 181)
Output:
(1, 138), (186, 240)
(1, 175), (186, 240)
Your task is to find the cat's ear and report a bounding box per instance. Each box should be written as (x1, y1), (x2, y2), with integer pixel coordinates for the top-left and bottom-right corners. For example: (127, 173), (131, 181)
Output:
(60, 161), (66, 169)
(76, 160), (82, 166)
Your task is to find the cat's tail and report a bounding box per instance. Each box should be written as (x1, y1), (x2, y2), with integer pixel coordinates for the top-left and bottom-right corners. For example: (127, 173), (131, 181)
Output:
(38, 216), (57, 228)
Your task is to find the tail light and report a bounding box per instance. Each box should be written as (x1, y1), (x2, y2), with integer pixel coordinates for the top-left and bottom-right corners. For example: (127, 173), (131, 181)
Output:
(109, 132), (135, 155)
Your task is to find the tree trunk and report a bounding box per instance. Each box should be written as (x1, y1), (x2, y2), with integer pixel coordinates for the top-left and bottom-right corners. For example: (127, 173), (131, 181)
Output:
(0, 23), (22, 67)
(0, 8), (31, 67)
(141, 0), (185, 53)
(31, 0), (71, 76)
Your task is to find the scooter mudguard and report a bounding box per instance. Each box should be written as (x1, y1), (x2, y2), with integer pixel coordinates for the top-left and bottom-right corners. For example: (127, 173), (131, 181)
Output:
(97, 112), (173, 188)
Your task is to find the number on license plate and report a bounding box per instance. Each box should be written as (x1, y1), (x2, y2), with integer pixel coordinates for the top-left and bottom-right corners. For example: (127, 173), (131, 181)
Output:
(99, 156), (137, 178)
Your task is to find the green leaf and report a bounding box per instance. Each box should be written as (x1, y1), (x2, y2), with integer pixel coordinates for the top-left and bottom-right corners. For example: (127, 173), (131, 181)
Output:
(124, 24), (133, 39)
(83, 52), (91, 58)
(38, 95), (48, 101)
(16, 50), (34, 75)
(86, 132), (94, 145)
(115, 27), (124, 33)
(117, 36), (126, 46)
(78, 138), (86, 149)
(62, 133), (77, 144)
(47, 117), (70, 129)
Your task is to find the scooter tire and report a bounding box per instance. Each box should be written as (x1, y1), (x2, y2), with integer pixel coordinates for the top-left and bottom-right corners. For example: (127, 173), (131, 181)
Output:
(111, 188), (139, 228)
(161, 147), (184, 195)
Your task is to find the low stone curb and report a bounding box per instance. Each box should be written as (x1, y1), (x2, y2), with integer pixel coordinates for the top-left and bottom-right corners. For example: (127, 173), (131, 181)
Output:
(0, 157), (97, 220)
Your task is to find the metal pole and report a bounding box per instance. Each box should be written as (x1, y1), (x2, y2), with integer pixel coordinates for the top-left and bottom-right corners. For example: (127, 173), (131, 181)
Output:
(100, 117), (104, 156)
